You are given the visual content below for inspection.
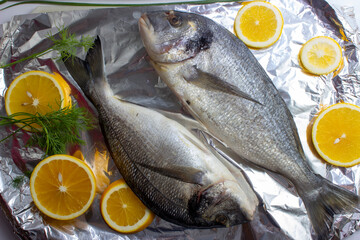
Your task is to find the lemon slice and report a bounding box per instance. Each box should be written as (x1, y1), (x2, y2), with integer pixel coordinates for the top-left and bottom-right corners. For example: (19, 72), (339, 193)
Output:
(300, 36), (342, 75)
(312, 103), (360, 167)
(5, 70), (72, 130)
(100, 179), (155, 234)
(30, 154), (96, 220)
(234, 1), (284, 48)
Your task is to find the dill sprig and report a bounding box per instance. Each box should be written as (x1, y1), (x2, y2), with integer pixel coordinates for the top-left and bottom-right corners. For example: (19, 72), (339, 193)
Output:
(48, 27), (94, 62)
(0, 105), (94, 156)
(0, 26), (94, 68)
(12, 170), (32, 188)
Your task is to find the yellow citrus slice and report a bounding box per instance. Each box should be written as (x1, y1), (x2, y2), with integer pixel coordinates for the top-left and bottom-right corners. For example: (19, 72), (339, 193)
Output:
(234, 1), (284, 48)
(93, 149), (111, 193)
(300, 36), (342, 75)
(72, 149), (111, 193)
(312, 103), (360, 167)
(72, 149), (85, 161)
(5, 70), (72, 130)
(30, 154), (96, 220)
(100, 179), (155, 234)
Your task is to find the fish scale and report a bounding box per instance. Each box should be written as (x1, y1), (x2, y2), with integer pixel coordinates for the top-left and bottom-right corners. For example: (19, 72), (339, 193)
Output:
(139, 10), (359, 239)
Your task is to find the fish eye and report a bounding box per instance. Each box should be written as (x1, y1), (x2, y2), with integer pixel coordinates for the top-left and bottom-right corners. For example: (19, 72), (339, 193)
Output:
(215, 214), (229, 225)
(169, 15), (182, 27)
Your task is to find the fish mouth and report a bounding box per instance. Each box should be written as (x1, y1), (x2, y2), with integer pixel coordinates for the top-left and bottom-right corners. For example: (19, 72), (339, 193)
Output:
(138, 12), (197, 63)
(139, 14), (153, 34)
(138, 13), (155, 46)
(138, 13), (183, 61)
(139, 13), (164, 59)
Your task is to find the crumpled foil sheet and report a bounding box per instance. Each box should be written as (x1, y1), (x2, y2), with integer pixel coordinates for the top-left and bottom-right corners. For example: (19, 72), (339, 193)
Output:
(0, 0), (359, 239)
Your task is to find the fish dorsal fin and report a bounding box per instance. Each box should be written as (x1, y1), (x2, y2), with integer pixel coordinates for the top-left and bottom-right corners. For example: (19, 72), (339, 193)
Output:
(184, 66), (262, 105)
(135, 161), (206, 185)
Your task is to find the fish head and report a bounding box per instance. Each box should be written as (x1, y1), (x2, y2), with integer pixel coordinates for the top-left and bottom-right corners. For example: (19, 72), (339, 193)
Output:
(189, 181), (250, 227)
(138, 10), (213, 63)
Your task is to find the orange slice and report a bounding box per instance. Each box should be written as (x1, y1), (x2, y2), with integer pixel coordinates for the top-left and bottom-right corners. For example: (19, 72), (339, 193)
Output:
(72, 149), (85, 161)
(30, 154), (96, 220)
(312, 103), (360, 167)
(299, 36), (342, 75)
(100, 179), (155, 233)
(5, 70), (72, 130)
(93, 149), (111, 193)
(234, 1), (284, 48)
(72, 149), (110, 193)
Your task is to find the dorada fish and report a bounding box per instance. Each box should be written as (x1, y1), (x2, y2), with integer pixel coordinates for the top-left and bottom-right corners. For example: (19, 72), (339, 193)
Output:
(138, 10), (359, 239)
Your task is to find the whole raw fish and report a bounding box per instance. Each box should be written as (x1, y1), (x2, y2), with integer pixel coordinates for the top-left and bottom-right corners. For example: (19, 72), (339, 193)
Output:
(63, 37), (259, 228)
(138, 10), (359, 238)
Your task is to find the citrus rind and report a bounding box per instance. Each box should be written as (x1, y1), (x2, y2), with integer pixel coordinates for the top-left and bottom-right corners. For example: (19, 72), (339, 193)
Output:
(30, 154), (96, 220)
(100, 179), (155, 234)
(300, 36), (342, 75)
(5, 71), (72, 131)
(5, 71), (68, 114)
(312, 103), (360, 167)
(234, 1), (284, 48)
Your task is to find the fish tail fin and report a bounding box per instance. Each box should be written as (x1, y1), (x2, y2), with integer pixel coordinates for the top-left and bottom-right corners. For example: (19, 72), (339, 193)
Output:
(297, 175), (359, 239)
(63, 36), (109, 99)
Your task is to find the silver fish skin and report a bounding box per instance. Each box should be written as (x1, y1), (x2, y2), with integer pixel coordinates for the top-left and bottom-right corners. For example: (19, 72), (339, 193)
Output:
(62, 37), (259, 228)
(138, 10), (359, 238)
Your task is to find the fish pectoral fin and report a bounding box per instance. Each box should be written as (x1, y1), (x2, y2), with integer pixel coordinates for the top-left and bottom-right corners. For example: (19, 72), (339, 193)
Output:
(134, 161), (205, 185)
(184, 66), (262, 105)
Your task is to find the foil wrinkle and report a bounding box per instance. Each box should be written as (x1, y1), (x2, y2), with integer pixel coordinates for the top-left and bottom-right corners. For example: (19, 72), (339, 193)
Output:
(0, 1), (359, 239)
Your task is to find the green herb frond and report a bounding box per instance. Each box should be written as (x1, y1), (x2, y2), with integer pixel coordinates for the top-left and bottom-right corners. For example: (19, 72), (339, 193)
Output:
(0, 104), (94, 156)
(0, 25), (94, 68)
(48, 26), (94, 62)
(12, 170), (32, 188)
(12, 176), (25, 188)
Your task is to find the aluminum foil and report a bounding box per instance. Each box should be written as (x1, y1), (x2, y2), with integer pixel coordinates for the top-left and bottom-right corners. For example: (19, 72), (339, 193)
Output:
(0, 0), (359, 239)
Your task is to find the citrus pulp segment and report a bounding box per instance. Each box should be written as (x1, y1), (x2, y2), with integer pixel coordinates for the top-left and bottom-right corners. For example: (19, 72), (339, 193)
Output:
(30, 154), (96, 220)
(100, 179), (155, 233)
(234, 1), (284, 48)
(312, 103), (360, 167)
